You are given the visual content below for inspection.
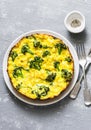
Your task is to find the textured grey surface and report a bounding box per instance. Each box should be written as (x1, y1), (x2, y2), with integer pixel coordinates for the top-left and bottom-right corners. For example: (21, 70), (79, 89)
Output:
(0, 0), (91, 130)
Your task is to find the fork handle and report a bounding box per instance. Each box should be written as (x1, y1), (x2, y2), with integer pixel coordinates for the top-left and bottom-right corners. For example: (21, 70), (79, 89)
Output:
(83, 87), (91, 106)
(69, 81), (81, 99)
(69, 62), (90, 99)
(83, 65), (91, 106)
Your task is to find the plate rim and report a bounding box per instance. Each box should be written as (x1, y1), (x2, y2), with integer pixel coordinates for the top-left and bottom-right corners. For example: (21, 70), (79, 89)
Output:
(3, 29), (79, 106)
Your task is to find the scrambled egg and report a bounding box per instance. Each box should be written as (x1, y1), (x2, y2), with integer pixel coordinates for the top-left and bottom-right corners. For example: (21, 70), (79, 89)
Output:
(7, 34), (74, 100)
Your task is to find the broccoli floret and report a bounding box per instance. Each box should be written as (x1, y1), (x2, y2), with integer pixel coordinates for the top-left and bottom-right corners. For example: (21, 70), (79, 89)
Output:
(16, 83), (22, 91)
(45, 69), (51, 74)
(46, 73), (56, 82)
(42, 50), (51, 57)
(13, 67), (23, 78)
(54, 61), (60, 71)
(34, 41), (41, 48)
(33, 40), (42, 48)
(65, 56), (72, 62)
(42, 45), (51, 49)
(26, 35), (36, 39)
(29, 56), (44, 70)
(31, 85), (50, 99)
(10, 51), (18, 61)
(61, 69), (72, 81)
(31, 90), (41, 99)
(30, 35), (42, 48)
(21, 44), (34, 55)
(55, 43), (67, 54)
(29, 60), (41, 70)
(34, 56), (44, 63)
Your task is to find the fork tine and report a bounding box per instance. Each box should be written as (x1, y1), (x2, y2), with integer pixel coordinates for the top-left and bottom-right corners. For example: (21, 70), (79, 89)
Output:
(76, 44), (79, 57)
(80, 44), (83, 59)
(76, 44), (82, 59)
(81, 43), (86, 58)
(77, 43), (86, 60)
(88, 48), (91, 55)
(79, 44), (82, 59)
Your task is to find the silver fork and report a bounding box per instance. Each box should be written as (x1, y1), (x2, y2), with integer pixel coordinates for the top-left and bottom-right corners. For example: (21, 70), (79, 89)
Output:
(70, 48), (91, 100)
(75, 44), (91, 106)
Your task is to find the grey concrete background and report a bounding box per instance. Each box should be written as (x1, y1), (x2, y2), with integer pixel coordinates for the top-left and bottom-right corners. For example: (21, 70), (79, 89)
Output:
(0, 0), (91, 130)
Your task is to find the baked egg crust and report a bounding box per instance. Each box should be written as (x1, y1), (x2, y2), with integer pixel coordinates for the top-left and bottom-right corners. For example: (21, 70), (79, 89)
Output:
(7, 34), (74, 100)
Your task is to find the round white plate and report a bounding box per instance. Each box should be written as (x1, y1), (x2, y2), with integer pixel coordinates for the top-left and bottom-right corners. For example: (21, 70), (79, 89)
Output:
(3, 29), (79, 106)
